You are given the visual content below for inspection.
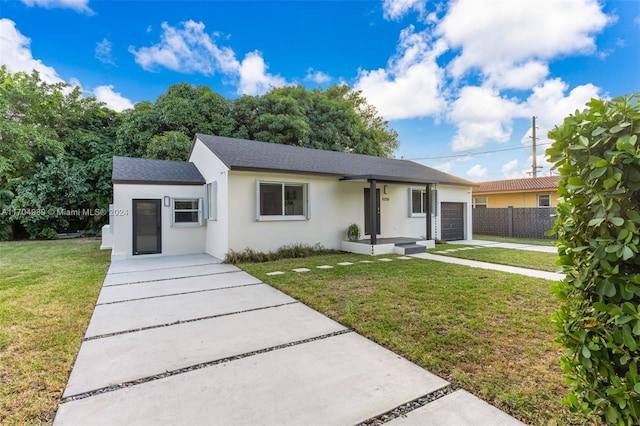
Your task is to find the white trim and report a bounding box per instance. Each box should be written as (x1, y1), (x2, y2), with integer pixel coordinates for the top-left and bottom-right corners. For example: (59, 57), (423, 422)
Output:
(171, 198), (203, 227)
(408, 187), (427, 217)
(256, 180), (309, 221)
(537, 193), (550, 207)
(207, 182), (217, 221)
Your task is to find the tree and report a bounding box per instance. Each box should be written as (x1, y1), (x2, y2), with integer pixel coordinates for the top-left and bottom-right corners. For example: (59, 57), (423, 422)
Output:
(146, 131), (192, 161)
(10, 157), (89, 239)
(230, 84), (399, 157)
(115, 83), (235, 158)
(547, 93), (640, 424)
(0, 67), (119, 238)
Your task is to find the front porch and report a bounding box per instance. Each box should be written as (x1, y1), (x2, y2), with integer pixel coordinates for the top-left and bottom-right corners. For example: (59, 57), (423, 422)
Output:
(341, 237), (435, 256)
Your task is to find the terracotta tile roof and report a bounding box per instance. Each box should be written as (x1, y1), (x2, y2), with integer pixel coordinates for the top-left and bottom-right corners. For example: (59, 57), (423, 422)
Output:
(473, 176), (559, 194)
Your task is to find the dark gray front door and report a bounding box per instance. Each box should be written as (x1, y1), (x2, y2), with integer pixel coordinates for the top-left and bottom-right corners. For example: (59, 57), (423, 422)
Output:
(364, 188), (381, 236)
(133, 199), (161, 255)
(441, 202), (464, 241)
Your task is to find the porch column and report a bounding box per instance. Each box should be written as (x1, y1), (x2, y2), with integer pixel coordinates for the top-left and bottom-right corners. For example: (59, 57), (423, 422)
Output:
(369, 179), (377, 245)
(426, 184), (432, 240)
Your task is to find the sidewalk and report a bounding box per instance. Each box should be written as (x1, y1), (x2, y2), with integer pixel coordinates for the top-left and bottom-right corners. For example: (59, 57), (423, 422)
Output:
(449, 239), (558, 254)
(412, 239), (563, 281)
(54, 254), (523, 425)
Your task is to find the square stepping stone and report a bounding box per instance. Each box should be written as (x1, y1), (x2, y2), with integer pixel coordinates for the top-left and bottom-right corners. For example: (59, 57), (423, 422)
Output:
(266, 271), (285, 276)
(336, 262), (354, 266)
(396, 256), (412, 260)
(292, 268), (310, 273)
(378, 258), (393, 262)
(316, 265), (334, 269)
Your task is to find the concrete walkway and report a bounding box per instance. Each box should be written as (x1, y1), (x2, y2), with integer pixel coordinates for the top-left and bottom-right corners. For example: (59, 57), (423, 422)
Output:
(54, 254), (523, 425)
(412, 239), (563, 281)
(449, 239), (558, 253)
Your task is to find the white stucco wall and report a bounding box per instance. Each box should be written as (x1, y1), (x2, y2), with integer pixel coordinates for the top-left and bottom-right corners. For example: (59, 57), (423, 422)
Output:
(111, 183), (206, 260)
(226, 172), (440, 254)
(189, 139), (230, 259)
(434, 184), (473, 240)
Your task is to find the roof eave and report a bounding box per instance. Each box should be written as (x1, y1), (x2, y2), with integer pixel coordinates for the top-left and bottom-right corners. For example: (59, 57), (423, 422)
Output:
(112, 179), (205, 186)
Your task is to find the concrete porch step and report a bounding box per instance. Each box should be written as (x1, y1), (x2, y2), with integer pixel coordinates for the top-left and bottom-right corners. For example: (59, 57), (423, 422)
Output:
(394, 244), (426, 255)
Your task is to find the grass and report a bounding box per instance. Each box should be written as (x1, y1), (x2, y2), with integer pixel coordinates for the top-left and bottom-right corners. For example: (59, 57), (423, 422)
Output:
(473, 234), (556, 246)
(429, 244), (560, 272)
(0, 239), (110, 425)
(241, 254), (579, 425)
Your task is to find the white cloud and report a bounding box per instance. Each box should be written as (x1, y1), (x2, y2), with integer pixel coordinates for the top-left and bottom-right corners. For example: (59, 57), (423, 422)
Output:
(92, 85), (134, 112)
(129, 20), (240, 75)
(437, 0), (612, 88)
(130, 20), (288, 96)
(0, 18), (64, 84)
(466, 164), (487, 178)
(382, 0), (427, 21)
(448, 86), (523, 151)
(521, 78), (600, 142)
(305, 68), (331, 84)
(501, 159), (525, 179)
(433, 161), (454, 173)
(238, 51), (287, 96)
(484, 61), (549, 90)
(355, 26), (447, 120)
(95, 38), (115, 65)
(20, 0), (93, 14)
(1, 19), (133, 112)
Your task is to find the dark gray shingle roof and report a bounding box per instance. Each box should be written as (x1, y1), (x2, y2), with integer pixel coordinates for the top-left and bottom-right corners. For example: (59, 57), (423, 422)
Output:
(112, 156), (205, 185)
(195, 134), (473, 186)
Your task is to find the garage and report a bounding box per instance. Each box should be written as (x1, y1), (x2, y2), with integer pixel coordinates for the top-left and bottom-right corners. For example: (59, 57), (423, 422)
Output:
(441, 202), (465, 241)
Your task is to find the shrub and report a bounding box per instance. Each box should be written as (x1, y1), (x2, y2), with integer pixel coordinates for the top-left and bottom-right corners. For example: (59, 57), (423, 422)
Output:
(346, 223), (361, 241)
(224, 243), (339, 264)
(547, 93), (640, 424)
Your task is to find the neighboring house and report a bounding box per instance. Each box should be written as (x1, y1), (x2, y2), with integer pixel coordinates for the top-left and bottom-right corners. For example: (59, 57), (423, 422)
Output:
(103, 134), (475, 260)
(472, 176), (560, 208)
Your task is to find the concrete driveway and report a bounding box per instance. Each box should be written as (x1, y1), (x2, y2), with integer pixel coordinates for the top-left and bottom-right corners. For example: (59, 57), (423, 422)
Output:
(54, 254), (522, 425)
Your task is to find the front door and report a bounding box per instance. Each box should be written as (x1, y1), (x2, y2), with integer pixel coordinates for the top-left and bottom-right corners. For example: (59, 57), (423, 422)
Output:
(364, 188), (381, 236)
(133, 199), (161, 255)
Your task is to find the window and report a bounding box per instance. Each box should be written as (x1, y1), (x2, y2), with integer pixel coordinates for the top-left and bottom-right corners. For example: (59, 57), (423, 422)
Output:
(206, 182), (217, 220)
(538, 194), (550, 207)
(172, 199), (202, 225)
(473, 196), (488, 208)
(257, 181), (308, 220)
(409, 188), (427, 216)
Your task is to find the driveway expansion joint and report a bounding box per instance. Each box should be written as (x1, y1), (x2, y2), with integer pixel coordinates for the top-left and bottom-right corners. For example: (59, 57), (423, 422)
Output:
(96, 281), (264, 305)
(62, 328), (354, 403)
(355, 384), (454, 425)
(83, 301), (300, 341)
(104, 269), (243, 287)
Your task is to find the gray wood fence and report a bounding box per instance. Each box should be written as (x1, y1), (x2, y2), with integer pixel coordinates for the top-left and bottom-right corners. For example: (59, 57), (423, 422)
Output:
(472, 207), (557, 240)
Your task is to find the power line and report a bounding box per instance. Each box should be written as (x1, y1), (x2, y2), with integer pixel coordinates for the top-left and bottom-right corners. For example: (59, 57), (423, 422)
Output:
(405, 141), (553, 161)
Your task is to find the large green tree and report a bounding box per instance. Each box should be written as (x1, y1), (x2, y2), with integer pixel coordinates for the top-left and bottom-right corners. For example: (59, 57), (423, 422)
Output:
(0, 67), (118, 238)
(115, 83), (234, 159)
(230, 85), (399, 157)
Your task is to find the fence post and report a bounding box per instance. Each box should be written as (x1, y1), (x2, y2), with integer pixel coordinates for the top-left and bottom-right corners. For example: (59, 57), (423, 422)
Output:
(508, 206), (513, 237)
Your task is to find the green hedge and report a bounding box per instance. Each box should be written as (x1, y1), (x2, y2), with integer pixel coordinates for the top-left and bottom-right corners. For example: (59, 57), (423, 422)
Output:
(547, 93), (640, 424)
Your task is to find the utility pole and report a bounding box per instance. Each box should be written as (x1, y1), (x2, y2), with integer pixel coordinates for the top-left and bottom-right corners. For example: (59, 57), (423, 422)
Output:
(531, 116), (538, 178)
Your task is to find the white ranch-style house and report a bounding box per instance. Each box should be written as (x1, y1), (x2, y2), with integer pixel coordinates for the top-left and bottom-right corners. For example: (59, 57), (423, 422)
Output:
(101, 134), (474, 260)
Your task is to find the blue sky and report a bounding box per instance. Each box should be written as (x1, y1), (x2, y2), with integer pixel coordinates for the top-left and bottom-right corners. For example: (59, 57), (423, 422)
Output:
(1, 0), (639, 181)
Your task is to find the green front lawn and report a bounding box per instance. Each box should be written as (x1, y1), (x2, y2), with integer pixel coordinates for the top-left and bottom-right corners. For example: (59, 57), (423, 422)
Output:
(428, 244), (559, 272)
(241, 254), (577, 425)
(0, 239), (110, 424)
